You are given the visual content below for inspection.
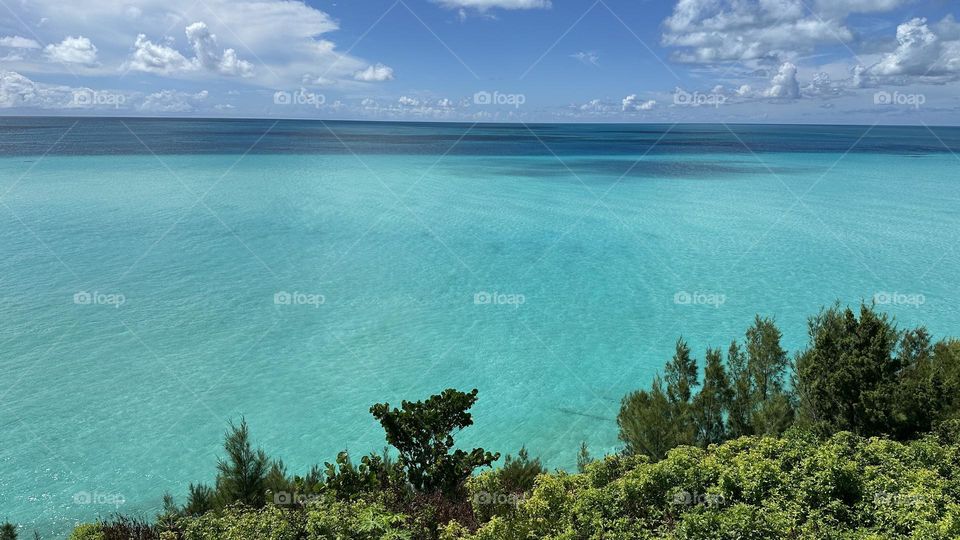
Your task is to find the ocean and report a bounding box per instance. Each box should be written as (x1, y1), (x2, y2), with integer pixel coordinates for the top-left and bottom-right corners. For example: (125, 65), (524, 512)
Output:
(1, 118), (959, 536)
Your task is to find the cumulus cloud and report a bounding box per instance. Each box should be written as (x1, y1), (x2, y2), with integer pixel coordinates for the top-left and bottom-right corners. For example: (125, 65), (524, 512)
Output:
(871, 17), (960, 79)
(0, 70), (132, 109)
(0, 70), (62, 108)
(127, 34), (193, 75)
(804, 72), (845, 96)
(127, 23), (254, 77)
(353, 63), (395, 82)
(9, 0), (375, 88)
(0, 36), (41, 49)
(622, 94), (656, 111)
(431, 0), (551, 11)
(44, 36), (97, 64)
(185, 22), (254, 77)
(766, 62), (800, 98)
(398, 96), (420, 107)
(662, 0), (907, 64)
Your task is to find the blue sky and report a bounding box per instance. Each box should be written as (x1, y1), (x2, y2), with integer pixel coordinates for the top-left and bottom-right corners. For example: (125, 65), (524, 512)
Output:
(1, 0), (959, 123)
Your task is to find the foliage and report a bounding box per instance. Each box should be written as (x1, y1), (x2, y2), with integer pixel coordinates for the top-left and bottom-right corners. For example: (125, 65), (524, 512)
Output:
(0, 522), (16, 540)
(214, 419), (273, 508)
(458, 431), (960, 540)
(619, 376), (677, 460)
(179, 504), (304, 540)
(370, 388), (500, 498)
(322, 449), (406, 503)
(467, 447), (545, 523)
(692, 347), (731, 447)
(304, 497), (411, 540)
(576, 442), (593, 473)
(796, 304), (960, 439)
(67, 523), (104, 540)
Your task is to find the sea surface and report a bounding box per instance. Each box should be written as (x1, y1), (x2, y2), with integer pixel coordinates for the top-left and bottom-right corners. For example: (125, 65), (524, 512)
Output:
(1, 118), (959, 536)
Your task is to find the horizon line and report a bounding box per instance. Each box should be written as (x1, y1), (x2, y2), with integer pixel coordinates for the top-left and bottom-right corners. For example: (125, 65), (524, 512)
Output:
(1, 114), (958, 129)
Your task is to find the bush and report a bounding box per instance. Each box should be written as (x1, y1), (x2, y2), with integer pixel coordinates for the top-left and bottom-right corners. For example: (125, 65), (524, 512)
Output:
(458, 431), (960, 540)
(179, 505), (304, 540)
(468, 447), (545, 523)
(68, 523), (104, 540)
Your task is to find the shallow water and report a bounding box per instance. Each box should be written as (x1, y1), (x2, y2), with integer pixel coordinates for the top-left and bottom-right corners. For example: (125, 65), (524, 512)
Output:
(1, 119), (959, 536)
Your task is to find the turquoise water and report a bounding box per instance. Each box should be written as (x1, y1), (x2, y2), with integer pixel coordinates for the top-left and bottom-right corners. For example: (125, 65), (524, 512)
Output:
(1, 119), (959, 536)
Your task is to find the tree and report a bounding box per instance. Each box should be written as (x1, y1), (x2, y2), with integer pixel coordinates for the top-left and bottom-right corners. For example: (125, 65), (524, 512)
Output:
(322, 449), (404, 501)
(618, 377), (681, 460)
(665, 338), (698, 405)
(795, 304), (900, 436)
(726, 340), (753, 438)
(370, 388), (499, 498)
(745, 315), (789, 401)
(497, 447), (544, 495)
(184, 483), (216, 515)
(692, 347), (732, 446)
(214, 418), (272, 508)
(576, 442), (593, 473)
(744, 316), (794, 435)
(0, 522), (15, 540)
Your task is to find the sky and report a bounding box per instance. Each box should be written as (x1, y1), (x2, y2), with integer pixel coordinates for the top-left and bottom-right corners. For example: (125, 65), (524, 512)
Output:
(1, 0), (959, 123)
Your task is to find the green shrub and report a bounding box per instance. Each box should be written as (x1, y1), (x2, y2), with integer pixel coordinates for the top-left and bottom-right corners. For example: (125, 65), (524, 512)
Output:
(179, 505), (304, 540)
(304, 496), (411, 539)
(67, 523), (104, 540)
(468, 447), (545, 523)
(460, 431), (960, 540)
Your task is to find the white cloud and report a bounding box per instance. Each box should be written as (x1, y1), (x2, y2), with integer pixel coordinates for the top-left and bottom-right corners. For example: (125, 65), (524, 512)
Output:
(622, 94), (656, 111)
(185, 22), (254, 77)
(0, 70), (61, 108)
(127, 22), (255, 78)
(9, 0), (374, 88)
(0, 36), (41, 49)
(804, 71), (845, 96)
(571, 51), (599, 66)
(353, 63), (395, 82)
(870, 17), (960, 79)
(127, 34), (193, 75)
(44, 36), (97, 64)
(431, 0), (551, 11)
(0, 70), (132, 109)
(398, 95), (420, 107)
(580, 99), (604, 112)
(766, 62), (800, 98)
(662, 0), (908, 64)
(139, 89), (208, 112)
